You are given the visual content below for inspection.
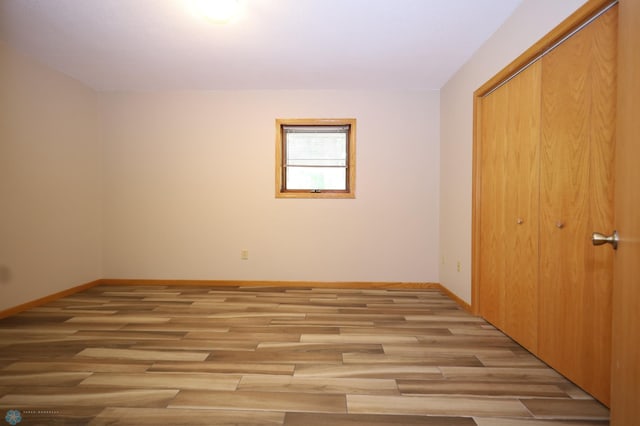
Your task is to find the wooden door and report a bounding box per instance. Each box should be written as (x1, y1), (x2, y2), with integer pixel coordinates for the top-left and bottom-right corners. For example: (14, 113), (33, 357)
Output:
(478, 62), (541, 352)
(538, 6), (617, 405)
(610, 0), (640, 422)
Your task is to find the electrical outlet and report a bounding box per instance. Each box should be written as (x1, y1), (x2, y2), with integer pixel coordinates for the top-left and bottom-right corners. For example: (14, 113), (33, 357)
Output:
(240, 249), (249, 260)
(456, 261), (461, 272)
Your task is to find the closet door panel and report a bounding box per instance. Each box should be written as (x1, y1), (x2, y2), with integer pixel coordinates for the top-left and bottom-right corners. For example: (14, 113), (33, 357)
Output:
(539, 6), (616, 405)
(586, 5), (617, 406)
(478, 82), (509, 330)
(479, 62), (541, 351)
(503, 62), (541, 352)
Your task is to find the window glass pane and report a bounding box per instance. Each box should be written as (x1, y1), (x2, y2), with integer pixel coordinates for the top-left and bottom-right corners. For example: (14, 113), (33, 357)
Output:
(286, 132), (347, 167)
(286, 167), (347, 190)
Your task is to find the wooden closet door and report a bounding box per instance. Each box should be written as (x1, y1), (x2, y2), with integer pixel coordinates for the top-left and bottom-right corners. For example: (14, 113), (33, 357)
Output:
(478, 61), (541, 352)
(539, 6), (617, 405)
(611, 0), (640, 421)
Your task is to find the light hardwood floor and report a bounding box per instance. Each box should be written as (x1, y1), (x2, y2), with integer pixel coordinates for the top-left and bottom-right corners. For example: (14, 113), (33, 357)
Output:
(0, 285), (609, 425)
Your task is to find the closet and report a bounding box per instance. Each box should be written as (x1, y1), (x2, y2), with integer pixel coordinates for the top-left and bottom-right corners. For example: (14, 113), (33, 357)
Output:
(474, 4), (617, 405)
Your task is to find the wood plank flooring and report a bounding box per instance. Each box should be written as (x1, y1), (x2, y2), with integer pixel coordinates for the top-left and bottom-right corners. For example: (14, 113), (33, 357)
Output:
(0, 285), (609, 425)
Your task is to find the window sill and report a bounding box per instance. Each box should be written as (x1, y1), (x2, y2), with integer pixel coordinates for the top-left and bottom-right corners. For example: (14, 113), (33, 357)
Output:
(275, 191), (355, 199)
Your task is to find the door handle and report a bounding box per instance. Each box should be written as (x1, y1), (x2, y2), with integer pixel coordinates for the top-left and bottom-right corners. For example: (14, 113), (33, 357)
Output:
(592, 230), (618, 250)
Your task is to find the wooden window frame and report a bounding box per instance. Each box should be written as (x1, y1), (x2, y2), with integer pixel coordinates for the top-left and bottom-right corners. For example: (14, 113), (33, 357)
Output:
(275, 118), (356, 199)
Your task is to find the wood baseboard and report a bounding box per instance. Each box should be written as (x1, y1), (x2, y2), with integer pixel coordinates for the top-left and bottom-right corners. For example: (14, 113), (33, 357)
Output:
(0, 278), (474, 318)
(0, 279), (102, 319)
(437, 284), (473, 313)
(99, 278), (442, 290)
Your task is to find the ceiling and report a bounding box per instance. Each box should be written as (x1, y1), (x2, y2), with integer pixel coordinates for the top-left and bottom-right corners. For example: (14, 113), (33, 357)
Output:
(0, 0), (523, 91)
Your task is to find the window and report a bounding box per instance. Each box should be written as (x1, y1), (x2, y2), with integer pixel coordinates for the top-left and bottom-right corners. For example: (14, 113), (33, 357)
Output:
(275, 118), (356, 198)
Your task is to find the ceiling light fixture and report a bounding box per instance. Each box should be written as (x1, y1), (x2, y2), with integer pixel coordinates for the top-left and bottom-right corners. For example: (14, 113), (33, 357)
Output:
(189, 0), (241, 24)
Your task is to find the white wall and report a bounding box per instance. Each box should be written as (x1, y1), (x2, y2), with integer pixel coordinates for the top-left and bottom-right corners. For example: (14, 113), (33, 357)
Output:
(101, 90), (440, 283)
(1, 0), (590, 309)
(439, 0), (587, 303)
(0, 42), (103, 311)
